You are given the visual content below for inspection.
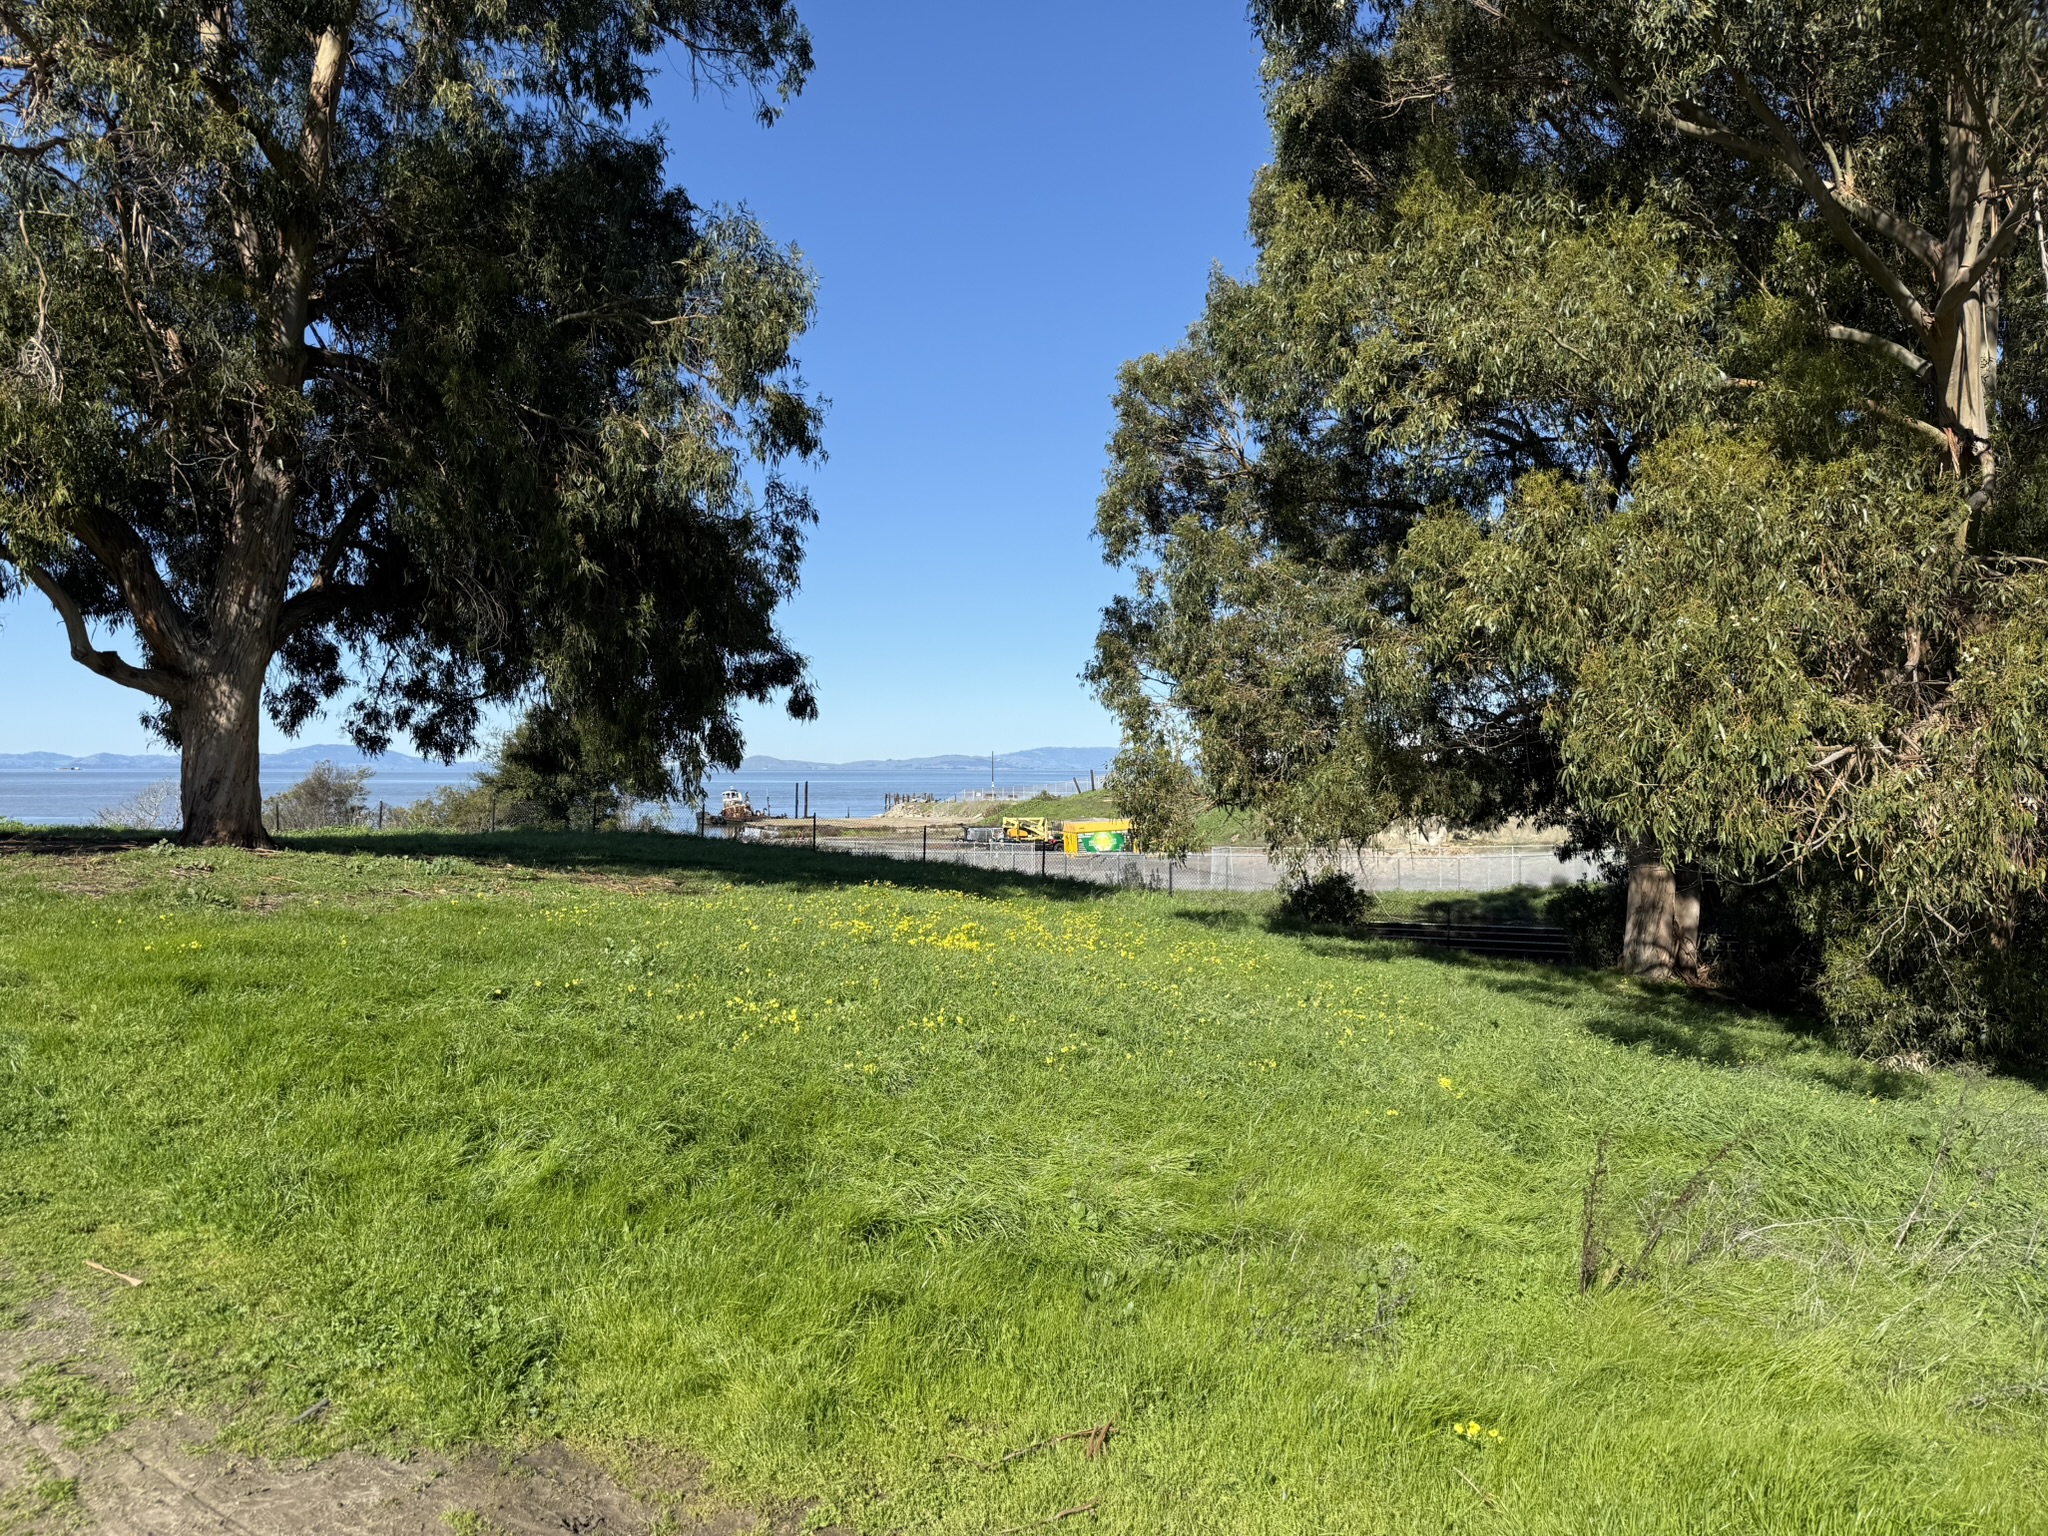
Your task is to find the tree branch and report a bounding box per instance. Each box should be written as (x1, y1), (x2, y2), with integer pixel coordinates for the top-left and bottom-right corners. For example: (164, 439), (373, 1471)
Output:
(2034, 188), (2048, 300)
(1858, 398), (1949, 449)
(278, 487), (379, 636)
(193, 35), (295, 178)
(1820, 142), (1944, 269)
(1932, 208), (2029, 338)
(23, 565), (182, 699)
(66, 508), (198, 667)
(0, 135), (69, 160)
(1700, 71), (1936, 338)
(298, 27), (350, 188)
(278, 578), (369, 637)
(1668, 104), (1779, 165)
(1834, 188), (1944, 273)
(1826, 324), (1933, 381)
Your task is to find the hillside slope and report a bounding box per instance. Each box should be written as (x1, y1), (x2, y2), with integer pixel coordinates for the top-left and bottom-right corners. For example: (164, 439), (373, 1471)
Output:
(0, 832), (2041, 1534)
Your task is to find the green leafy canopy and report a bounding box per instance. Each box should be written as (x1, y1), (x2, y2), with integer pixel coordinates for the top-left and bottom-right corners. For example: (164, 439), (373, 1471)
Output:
(0, 0), (821, 837)
(1094, 0), (2048, 1055)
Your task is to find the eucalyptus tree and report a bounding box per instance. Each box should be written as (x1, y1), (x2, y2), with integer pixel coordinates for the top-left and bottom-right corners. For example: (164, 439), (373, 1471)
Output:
(0, 0), (821, 844)
(1096, 0), (2048, 1050)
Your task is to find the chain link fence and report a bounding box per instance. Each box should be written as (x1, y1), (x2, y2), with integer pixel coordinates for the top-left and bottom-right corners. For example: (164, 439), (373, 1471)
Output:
(732, 827), (1603, 894)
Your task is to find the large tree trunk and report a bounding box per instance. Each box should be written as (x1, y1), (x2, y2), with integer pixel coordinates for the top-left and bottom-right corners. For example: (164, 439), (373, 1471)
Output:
(1621, 842), (1699, 981)
(179, 669), (270, 846)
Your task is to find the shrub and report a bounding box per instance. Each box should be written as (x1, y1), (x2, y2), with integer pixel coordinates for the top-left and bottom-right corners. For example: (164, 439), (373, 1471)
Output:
(1277, 870), (1371, 927)
(94, 780), (180, 831)
(265, 762), (372, 832)
(1548, 880), (1625, 968)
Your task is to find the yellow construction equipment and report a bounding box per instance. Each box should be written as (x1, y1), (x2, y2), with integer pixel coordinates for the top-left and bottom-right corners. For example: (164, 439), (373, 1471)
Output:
(1001, 816), (1056, 846)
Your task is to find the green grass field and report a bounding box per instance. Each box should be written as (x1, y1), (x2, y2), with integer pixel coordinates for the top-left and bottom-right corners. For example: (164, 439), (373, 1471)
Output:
(1, 831), (2044, 1532)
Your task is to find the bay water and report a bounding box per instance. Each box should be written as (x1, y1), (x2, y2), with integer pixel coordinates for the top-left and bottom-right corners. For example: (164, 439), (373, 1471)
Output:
(0, 762), (1092, 827)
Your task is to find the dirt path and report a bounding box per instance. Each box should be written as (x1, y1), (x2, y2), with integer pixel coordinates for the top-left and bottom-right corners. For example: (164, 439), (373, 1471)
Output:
(1, 1300), (814, 1536)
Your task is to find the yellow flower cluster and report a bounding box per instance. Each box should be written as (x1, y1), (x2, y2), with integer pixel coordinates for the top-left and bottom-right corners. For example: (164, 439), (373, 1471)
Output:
(1451, 1421), (1502, 1442)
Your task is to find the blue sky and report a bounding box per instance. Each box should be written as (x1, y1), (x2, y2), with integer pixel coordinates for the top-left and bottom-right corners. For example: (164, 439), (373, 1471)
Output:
(0, 1), (1272, 760)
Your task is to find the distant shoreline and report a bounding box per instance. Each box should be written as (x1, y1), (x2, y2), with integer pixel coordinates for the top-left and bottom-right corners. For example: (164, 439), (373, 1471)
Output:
(0, 744), (1117, 776)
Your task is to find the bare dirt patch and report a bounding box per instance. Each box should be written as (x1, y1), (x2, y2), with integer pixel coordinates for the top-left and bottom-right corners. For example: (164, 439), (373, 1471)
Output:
(0, 1300), (821, 1536)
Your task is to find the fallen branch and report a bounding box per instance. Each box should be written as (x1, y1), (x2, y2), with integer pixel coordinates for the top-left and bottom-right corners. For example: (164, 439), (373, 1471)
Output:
(999, 1422), (1117, 1466)
(84, 1259), (142, 1286)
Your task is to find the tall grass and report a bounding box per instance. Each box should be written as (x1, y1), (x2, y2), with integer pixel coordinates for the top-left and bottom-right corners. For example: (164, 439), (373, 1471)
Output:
(0, 831), (2043, 1532)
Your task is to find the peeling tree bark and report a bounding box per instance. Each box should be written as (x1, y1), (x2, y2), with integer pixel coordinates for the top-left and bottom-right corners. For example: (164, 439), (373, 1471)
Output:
(1621, 842), (1700, 982)
(178, 668), (269, 845)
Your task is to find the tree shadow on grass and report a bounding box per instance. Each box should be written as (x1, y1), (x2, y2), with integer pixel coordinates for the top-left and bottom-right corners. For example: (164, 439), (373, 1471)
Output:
(1286, 931), (1936, 1101)
(1372, 888), (1564, 924)
(1172, 908), (1254, 931)
(0, 829), (166, 856)
(287, 827), (1128, 905)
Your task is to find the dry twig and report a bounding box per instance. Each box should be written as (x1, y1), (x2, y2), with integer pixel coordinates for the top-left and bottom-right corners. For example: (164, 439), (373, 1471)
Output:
(84, 1259), (141, 1286)
(1623, 1135), (1744, 1281)
(291, 1396), (330, 1424)
(998, 1422), (1116, 1466)
(1578, 1136), (1610, 1294)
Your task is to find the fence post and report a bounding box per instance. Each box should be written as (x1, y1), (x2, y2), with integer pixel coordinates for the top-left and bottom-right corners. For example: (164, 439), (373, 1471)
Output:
(811, 813), (818, 850)
(922, 824), (928, 862)
(1167, 860), (1173, 894)
(376, 801), (384, 831)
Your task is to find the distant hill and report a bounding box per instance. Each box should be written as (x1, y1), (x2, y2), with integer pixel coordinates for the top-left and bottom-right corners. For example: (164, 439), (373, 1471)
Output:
(740, 747), (1117, 774)
(3, 742), (1108, 777)
(0, 743), (483, 773)
(259, 743), (484, 771)
(0, 751), (177, 772)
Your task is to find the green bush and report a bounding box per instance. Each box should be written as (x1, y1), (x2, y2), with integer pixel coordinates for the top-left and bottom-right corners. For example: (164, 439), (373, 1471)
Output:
(1275, 869), (1371, 927)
